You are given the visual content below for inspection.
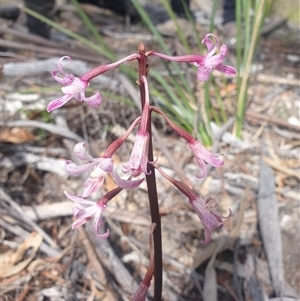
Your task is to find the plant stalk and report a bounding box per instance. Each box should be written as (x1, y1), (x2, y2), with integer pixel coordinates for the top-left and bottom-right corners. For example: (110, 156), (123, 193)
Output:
(137, 44), (162, 300)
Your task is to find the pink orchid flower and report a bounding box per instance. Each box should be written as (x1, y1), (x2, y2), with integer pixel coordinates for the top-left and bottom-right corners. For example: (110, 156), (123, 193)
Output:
(152, 33), (236, 81)
(189, 196), (225, 244)
(123, 76), (151, 177)
(150, 106), (224, 178)
(122, 132), (150, 177)
(47, 56), (102, 112)
(189, 139), (224, 178)
(153, 163), (228, 244)
(66, 142), (144, 197)
(65, 191), (109, 239)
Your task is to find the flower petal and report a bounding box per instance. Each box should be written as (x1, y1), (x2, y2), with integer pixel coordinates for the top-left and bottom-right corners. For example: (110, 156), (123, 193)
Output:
(72, 218), (88, 229)
(201, 226), (212, 245)
(47, 94), (73, 112)
(62, 85), (81, 95)
(57, 56), (72, 76)
(97, 158), (114, 173)
(65, 160), (99, 176)
(196, 65), (213, 82)
(72, 206), (81, 216)
(52, 56), (75, 85)
(82, 176), (105, 198)
(84, 91), (102, 108)
(93, 205), (110, 239)
(202, 33), (219, 57)
(64, 191), (95, 207)
(189, 196), (223, 244)
(74, 142), (94, 161)
(112, 169), (144, 189)
(215, 65), (237, 76)
(123, 133), (149, 176)
(75, 205), (97, 219)
(189, 141), (224, 177)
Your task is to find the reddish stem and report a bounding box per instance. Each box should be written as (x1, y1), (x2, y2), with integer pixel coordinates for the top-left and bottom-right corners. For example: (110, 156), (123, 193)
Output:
(137, 43), (162, 300)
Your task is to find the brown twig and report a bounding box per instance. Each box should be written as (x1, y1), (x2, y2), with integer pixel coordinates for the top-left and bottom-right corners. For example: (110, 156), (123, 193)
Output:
(0, 38), (102, 63)
(211, 103), (300, 132)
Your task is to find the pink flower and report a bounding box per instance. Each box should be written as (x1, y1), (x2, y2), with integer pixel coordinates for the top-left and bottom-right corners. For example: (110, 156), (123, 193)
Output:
(65, 191), (109, 239)
(47, 56), (102, 112)
(152, 33), (236, 81)
(189, 196), (224, 244)
(66, 142), (143, 197)
(152, 163), (228, 244)
(123, 132), (150, 177)
(122, 76), (152, 177)
(189, 139), (224, 178)
(48, 53), (141, 112)
(196, 33), (236, 81)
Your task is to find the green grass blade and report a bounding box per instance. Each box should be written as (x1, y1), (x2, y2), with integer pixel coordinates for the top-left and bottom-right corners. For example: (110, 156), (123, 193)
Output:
(70, 0), (114, 59)
(160, 0), (190, 53)
(234, 0), (266, 137)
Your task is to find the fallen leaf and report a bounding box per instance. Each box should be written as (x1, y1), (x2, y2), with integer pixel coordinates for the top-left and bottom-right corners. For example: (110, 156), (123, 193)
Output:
(0, 232), (43, 278)
(0, 126), (36, 144)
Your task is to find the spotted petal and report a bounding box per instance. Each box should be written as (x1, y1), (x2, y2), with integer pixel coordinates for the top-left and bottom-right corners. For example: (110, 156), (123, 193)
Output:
(65, 160), (99, 176)
(47, 94), (73, 112)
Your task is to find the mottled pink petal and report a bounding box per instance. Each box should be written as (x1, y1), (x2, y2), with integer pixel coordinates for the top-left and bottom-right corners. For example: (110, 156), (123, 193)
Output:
(189, 196), (223, 244)
(97, 158), (114, 173)
(47, 94), (73, 112)
(72, 206), (81, 216)
(62, 85), (81, 95)
(201, 226), (212, 244)
(75, 205), (97, 219)
(82, 176), (105, 198)
(215, 65), (237, 76)
(112, 169), (144, 189)
(93, 206), (110, 239)
(196, 65), (213, 82)
(202, 33), (219, 55)
(57, 56), (72, 75)
(193, 158), (207, 178)
(64, 191), (95, 207)
(123, 132), (150, 176)
(52, 70), (66, 84)
(52, 56), (75, 85)
(205, 45), (227, 68)
(72, 218), (88, 229)
(65, 160), (99, 176)
(74, 142), (94, 161)
(189, 141), (224, 177)
(83, 91), (102, 107)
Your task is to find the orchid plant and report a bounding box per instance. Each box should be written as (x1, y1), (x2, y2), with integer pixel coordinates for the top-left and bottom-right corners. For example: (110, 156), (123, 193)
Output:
(48, 33), (235, 301)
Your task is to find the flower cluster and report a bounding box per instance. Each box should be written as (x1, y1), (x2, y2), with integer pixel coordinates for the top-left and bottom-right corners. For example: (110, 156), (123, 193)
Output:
(48, 33), (235, 300)
(48, 33), (234, 243)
